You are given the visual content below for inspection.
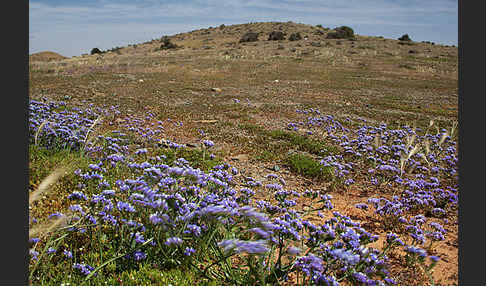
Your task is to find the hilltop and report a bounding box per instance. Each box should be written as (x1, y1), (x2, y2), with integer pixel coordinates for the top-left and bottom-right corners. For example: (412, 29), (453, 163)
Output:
(29, 51), (68, 62)
(29, 21), (458, 286)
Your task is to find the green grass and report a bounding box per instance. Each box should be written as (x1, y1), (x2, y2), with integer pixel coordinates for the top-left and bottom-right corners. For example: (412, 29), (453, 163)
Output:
(286, 153), (333, 181)
(29, 145), (91, 185)
(155, 147), (223, 171)
(31, 262), (220, 286)
(237, 124), (339, 163)
(267, 130), (336, 155)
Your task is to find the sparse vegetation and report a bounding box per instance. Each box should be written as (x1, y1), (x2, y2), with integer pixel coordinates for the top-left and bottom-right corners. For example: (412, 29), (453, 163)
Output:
(158, 36), (178, 50)
(289, 32), (302, 41)
(239, 32), (259, 43)
(398, 34), (412, 42)
(268, 31), (285, 41)
(29, 21), (458, 286)
(90, 48), (103, 55)
(286, 153), (334, 180)
(326, 26), (355, 39)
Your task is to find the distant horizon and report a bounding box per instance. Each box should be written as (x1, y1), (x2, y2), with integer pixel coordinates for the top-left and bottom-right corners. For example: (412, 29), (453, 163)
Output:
(29, 20), (458, 58)
(30, 1), (458, 58)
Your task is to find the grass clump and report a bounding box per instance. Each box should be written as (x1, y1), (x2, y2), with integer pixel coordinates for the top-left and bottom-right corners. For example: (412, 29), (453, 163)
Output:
(155, 147), (223, 172)
(268, 130), (334, 155)
(326, 26), (355, 39)
(286, 153), (333, 180)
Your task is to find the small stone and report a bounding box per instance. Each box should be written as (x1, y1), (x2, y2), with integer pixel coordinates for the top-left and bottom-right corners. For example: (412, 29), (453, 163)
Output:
(211, 87), (222, 92)
(231, 154), (249, 161)
(273, 165), (280, 171)
(186, 142), (199, 148)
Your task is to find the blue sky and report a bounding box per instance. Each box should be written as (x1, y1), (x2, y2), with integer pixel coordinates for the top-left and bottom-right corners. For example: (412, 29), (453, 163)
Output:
(29, 0), (458, 57)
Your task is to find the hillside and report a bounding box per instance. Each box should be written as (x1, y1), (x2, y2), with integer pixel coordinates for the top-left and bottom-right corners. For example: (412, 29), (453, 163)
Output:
(29, 51), (68, 62)
(28, 21), (458, 286)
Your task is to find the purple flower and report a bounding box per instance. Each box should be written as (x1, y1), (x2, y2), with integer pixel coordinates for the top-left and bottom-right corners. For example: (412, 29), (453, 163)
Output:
(330, 248), (360, 265)
(46, 247), (57, 254)
(218, 239), (269, 254)
(132, 251), (147, 261)
(117, 201), (136, 213)
(202, 140), (214, 148)
(63, 250), (73, 259)
(287, 246), (301, 255)
(249, 227), (271, 238)
(29, 237), (40, 245)
(101, 189), (116, 197)
(165, 237), (183, 247)
(30, 250), (39, 261)
(184, 247), (196, 256)
(344, 178), (355, 185)
(73, 263), (95, 276)
(355, 203), (368, 210)
(135, 148), (148, 155)
(68, 191), (88, 201)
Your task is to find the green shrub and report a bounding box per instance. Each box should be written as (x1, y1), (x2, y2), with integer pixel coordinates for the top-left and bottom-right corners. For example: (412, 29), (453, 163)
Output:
(326, 26), (354, 39)
(268, 130), (336, 155)
(239, 32), (259, 43)
(90, 48), (103, 55)
(289, 32), (302, 41)
(398, 34), (412, 41)
(159, 36), (178, 49)
(286, 153), (333, 180)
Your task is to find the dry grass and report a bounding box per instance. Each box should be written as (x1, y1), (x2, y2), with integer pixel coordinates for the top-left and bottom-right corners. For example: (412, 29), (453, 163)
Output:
(29, 167), (72, 238)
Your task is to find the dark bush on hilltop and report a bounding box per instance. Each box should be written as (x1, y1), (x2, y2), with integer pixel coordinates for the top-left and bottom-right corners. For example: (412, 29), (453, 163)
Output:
(159, 36), (178, 49)
(289, 32), (302, 41)
(398, 34), (412, 41)
(239, 32), (259, 43)
(326, 26), (355, 39)
(90, 48), (103, 55)
(107, 46), (122, 54)
(268, 31), (285, 41)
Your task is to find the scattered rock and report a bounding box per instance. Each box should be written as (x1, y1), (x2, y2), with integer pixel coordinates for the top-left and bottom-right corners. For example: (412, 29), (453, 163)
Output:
(193, 120), (218, 123)
(239, 32), (259, 43)
(310, 42), (321, 47)
(211, 87), (222, 92)
(231, 154), (249, 161)
(186, 142), (200, 148)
